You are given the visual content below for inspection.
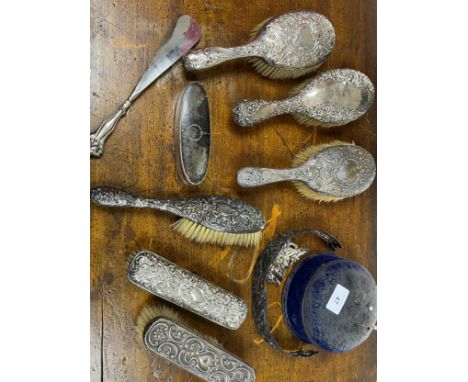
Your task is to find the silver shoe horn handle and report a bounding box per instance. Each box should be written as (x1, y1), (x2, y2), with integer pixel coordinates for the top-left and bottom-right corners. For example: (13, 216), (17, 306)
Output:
(237, 167), (296, 187)
(90, 15), (201, 157)
(184, 44), (257, 71)
(90, 101), (132, 157)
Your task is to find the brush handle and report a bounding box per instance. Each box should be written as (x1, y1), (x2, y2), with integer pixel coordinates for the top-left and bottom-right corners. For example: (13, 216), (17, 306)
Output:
(237, 167), (298, 187)
(184, 42), (259, 71)
(90, 187), (177, 213)
(232, 98), (299, 127)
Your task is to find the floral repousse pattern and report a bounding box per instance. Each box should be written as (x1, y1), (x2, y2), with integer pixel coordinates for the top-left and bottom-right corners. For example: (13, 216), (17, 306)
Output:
(298, 69), (375, 125)
(184, 11), (335, 71)
(259, 11), (335, 68)
(128, 251), (248, 330)
(265, 242), (309, 285)
(90, 187), (265, 234)
(145, 318), (255, 382)
(237, 145), (376, 199)
(233, 69), (374, 127)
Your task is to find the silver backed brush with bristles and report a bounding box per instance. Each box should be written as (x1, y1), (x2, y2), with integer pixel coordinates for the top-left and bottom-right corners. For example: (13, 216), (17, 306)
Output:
(136, 304), (256, 382)
(183, 11), (335, 79)
(237, 142), (376, 202)
(91, 187), (265, 247)
(128, 250), (248, 330)
(233, 69), (374, 128)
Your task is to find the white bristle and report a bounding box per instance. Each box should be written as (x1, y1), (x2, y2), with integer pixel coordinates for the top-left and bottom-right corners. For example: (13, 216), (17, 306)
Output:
(171, 219), (262, 247)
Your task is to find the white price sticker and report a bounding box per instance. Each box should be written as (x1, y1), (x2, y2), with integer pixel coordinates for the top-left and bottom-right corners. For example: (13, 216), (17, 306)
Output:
(326, 284), (350, 315)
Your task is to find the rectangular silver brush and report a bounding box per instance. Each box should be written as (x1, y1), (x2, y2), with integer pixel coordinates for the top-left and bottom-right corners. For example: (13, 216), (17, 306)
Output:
(143, 316), (255, 382)
(128, 250), (248, 330)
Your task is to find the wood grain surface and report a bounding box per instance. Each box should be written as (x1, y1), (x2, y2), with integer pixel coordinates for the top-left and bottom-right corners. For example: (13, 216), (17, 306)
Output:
(90, 1), (377, 381)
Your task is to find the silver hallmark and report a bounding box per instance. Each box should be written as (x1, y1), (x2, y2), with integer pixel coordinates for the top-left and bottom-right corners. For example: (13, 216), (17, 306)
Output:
(233, 69), (374, 128)
(144, 317), (256, 382)
(128, 250), (248, 330)
(184, 11), (335, 79)
(237, 144), (376, 200)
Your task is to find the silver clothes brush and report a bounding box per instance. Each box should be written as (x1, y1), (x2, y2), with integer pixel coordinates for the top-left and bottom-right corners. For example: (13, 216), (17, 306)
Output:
(184, 11), (335, 79)
(90, 15), (201, 157)
(136, 304), (256, 382)
(90, 187), (265, 247)
(233, 69), (374, 128)
(128, 250), (247, 329)
(237, 141), (376, 202)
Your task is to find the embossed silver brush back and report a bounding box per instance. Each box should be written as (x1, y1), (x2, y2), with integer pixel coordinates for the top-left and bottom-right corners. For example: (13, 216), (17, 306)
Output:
(128, 251), (248, 329)
(90, 187), (265, 234)
(237, 144), (376, 200)
(184, 11), (335, 79)
(90, 15), (201, 157)
(233, 69), (374, 127)
(144, 317), (255, 381)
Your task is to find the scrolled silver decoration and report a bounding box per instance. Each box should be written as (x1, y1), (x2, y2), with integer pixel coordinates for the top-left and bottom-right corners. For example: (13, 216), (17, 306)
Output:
(128, 251), (248, 330)
(233, 69), (375, 127)
(90, 187), (265, 234)
(266, 243), (309, 286)
(237, 144), (376, 199)
(184, 11), (335, 73)
(144, 318), (256, 382)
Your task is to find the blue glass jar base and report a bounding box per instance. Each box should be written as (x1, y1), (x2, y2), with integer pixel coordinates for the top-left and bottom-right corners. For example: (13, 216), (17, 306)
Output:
(282, 253), (340, 344)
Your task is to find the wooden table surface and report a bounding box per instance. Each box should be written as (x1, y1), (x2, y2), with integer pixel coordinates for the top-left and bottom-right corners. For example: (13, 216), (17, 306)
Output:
(90, 1), (376, 381)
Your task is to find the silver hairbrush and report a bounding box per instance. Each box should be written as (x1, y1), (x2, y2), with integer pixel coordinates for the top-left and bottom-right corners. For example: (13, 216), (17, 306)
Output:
(237, 142), (376, 202)
(91, 187), (265, 247)
(233, 69), (374, 128)
(184, 11), (335, 79)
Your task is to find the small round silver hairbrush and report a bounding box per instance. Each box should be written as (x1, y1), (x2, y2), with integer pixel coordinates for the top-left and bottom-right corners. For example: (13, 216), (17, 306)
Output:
(184, 11), (335, 79)
(233, 69), (374, 128)
(237, 142), (376, 202)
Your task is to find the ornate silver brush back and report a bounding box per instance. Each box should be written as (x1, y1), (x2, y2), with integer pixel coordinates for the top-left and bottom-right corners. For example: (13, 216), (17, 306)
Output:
(128, 250), (248, 330)
(233, 69), (374, 127)
(184, 11), (335, 75)
(144, 317), (256, 381)
(91, 187), (265, 234)
(237, 144), (376, 199)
